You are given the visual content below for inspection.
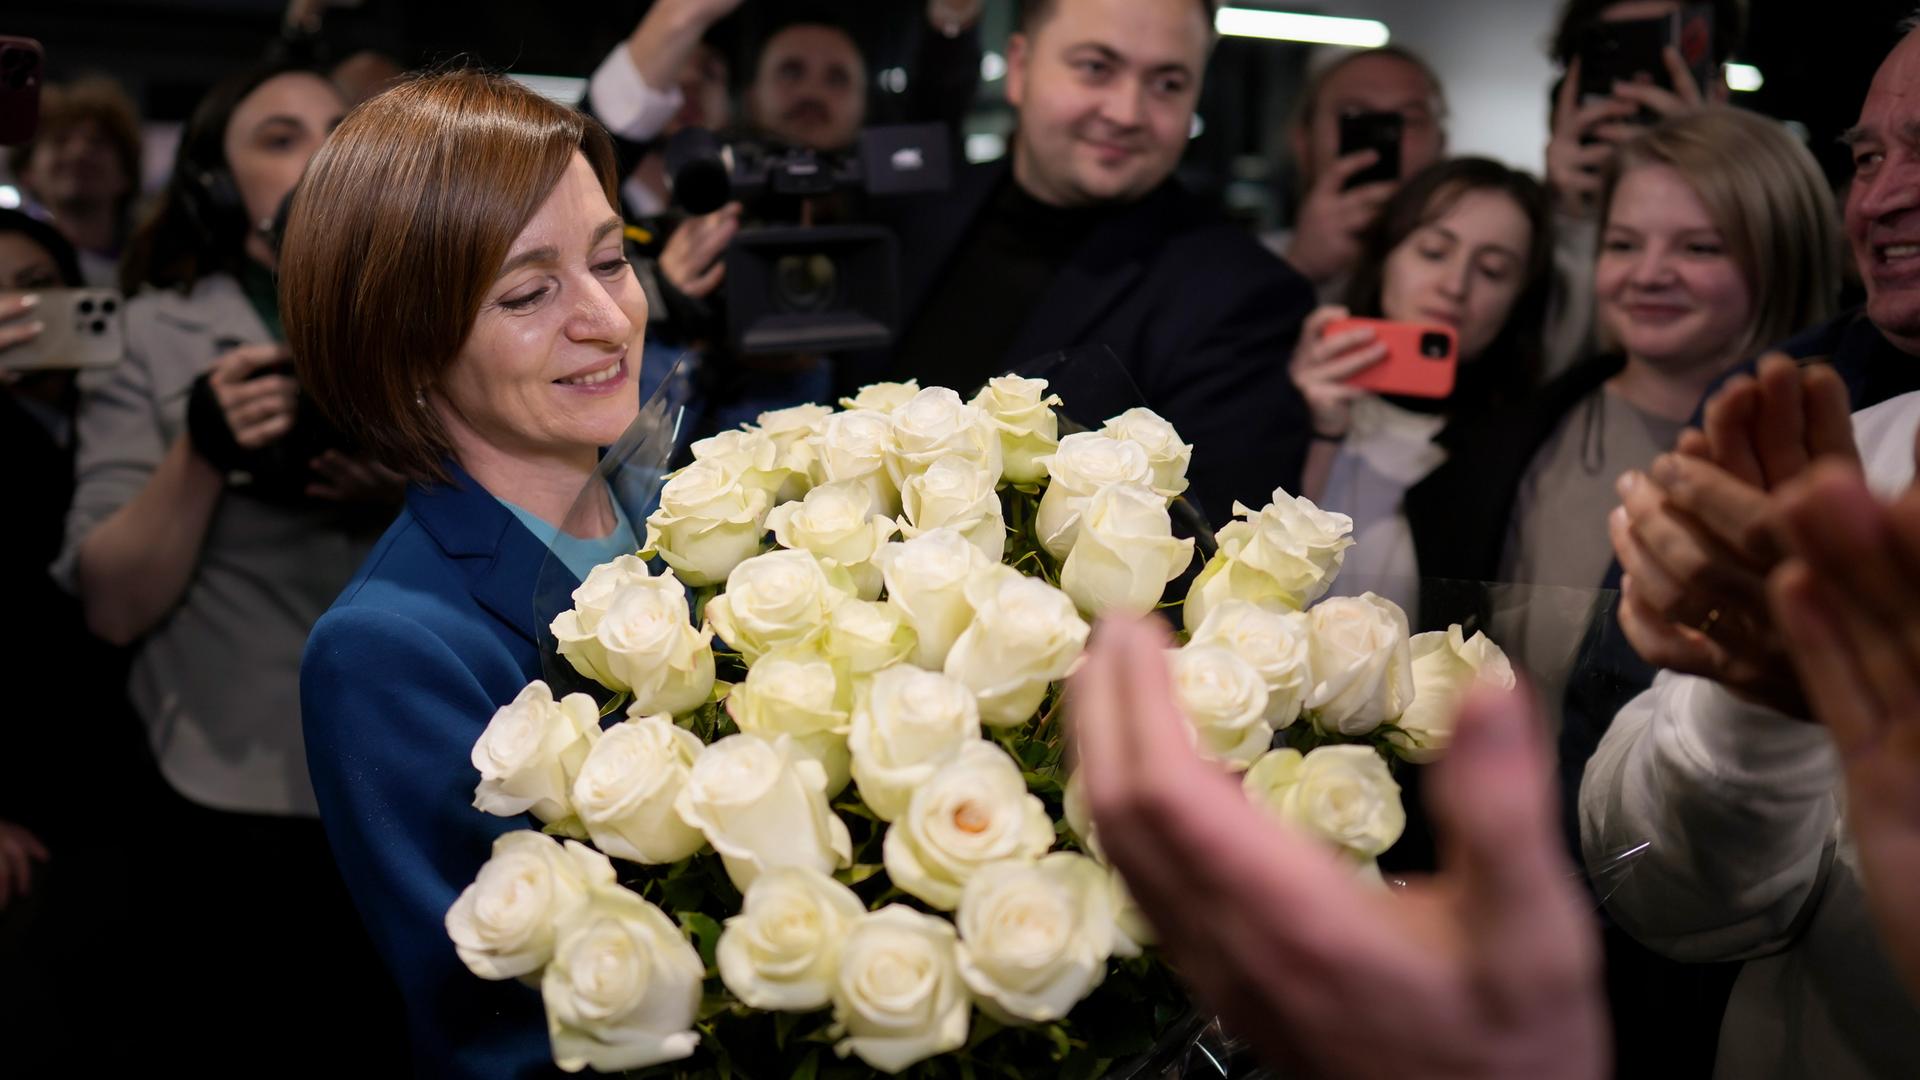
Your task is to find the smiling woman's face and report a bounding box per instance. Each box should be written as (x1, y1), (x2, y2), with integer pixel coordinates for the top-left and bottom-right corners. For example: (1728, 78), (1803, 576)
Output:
(435, 153), (647, 471)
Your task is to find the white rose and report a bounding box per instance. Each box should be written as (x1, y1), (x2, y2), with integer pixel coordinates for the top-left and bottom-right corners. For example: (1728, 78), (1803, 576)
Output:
(1188, 599), (1313, 729)
(543, 884), (704, 1073)
(840, 379), (921, 415)
(898, 455), (1007, 563)
(766, 480), (897, 600)
(970, 375), (1061, 485)
(1034, 432), (1154, 559)
(832, 905), (970, 1073)
(561, 571), (715, 716)
(807, 409), (902, 519)
(1169, 644), (1274, 769)
(944, 565), (1090, 727)
(875, 528), (992, 670)
(471, 681), (601, 830)
(571, 713), (707, 865)
(955, 852), (1113, 1024)
(643, 458), (772, 587)
(549, 555), (653, 691)
(725, 648), (853, 796)
(883, 741), (1054, 910)
(718, 866), (866, 1012)
(1182, 489), (1355, 629)
(823, 598), (918, 675)
(675, 733), (852, 892)
(444, 830), (601, 980)
(756, 403), (834, 477)
(1305, 593), (1415, 736)
(1059, 483), (1194, 617)
(690, 427), (793, 497)
(705, 549), (851, 664)
(885, 386), (1003, 488)
(847, 665), (983, 822)
(1060, 774), (1154, 958)
(1243, 745), (1406, 859)
(1100, 407), (1191, 498)
(1388, 626), (1516, 764)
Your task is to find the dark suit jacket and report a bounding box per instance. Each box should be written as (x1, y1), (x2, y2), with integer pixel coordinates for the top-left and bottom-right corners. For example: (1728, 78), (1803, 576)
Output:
(302, 461), (564, 1078)
(849, 160), (1317, 529)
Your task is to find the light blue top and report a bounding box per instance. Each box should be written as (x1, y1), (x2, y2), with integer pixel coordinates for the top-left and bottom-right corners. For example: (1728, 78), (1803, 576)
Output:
(496, 491), (640, 583)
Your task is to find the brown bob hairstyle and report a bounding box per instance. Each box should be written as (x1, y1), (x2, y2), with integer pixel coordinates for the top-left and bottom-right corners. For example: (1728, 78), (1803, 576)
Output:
(279, 69), (621, 484)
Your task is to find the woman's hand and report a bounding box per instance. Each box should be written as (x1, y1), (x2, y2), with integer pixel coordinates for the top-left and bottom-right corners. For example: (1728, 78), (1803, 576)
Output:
(0, 819), (49, 912)
(307, 449), (406, 504)
(206, 344), (299, 450)
(1288, 305), (1386, 439)
(0, 294), (47, 385)
(659, 203), (742, 300)
(1545, 60), (1642, 220)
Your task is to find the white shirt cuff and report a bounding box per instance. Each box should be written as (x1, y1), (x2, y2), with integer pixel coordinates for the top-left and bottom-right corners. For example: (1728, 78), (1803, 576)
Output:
(1671, 675), (1837, 798)
(588, 44), (684, 143)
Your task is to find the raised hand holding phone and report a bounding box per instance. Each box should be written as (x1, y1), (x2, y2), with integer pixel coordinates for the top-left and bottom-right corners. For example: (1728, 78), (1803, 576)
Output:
(1286, 304), (1387, 440)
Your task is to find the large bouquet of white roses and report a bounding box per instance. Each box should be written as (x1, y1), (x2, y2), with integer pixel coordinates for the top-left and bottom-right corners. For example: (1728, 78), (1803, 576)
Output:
(445, 376), (1515, 1077)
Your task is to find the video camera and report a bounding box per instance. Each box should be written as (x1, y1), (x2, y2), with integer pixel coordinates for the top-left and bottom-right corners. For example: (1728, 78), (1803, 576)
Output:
(665, 124), (951, 355)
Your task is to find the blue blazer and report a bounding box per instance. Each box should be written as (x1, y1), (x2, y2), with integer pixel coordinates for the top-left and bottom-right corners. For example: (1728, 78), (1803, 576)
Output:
(302, 461), (566, 1078)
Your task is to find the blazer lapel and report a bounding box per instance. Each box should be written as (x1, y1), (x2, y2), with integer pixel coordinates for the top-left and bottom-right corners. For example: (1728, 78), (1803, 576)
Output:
(407, 462), (573, 650)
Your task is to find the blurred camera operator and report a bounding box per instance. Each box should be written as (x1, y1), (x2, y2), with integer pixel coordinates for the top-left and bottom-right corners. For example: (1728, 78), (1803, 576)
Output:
(1271, 46), (1451, 301)
(6, 77), (144, 288)
(51, 61), (404, 1060)
(860, 0), (1316, 526)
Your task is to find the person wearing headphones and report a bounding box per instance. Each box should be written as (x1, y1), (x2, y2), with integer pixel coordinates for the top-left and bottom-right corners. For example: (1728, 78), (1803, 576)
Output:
(52, 62), (404, 1060)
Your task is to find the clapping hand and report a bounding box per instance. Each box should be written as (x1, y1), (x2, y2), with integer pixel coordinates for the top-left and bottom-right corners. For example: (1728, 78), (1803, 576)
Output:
(1610, 356), (1858, 713)
(1769, 443), (1920, 998)
(1069, 616), (1606, 1080)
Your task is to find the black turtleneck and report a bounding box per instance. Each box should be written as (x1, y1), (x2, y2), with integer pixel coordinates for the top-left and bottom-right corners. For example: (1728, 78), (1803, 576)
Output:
(891, 173), (1110, 394)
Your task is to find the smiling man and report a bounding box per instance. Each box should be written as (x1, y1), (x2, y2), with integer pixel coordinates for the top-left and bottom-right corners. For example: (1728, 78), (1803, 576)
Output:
(867, 0), (1316, 525)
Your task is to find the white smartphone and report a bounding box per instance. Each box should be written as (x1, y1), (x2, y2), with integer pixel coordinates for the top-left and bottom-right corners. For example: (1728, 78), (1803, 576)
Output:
(0, 289), (126, 372)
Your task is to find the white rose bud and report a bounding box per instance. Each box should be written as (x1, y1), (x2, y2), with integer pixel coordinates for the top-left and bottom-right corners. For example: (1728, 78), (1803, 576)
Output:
(675, 733), (853, 892)
(571, 712), (707, 865)
(1169, 644), (1274, 770)
(898, 455), (1007, 563)
(725, 649), (854, 796)
(542, 884), (704, 1073)
(1100, 407), (1191, 498)
(444, 831), (602, 980)
(875, 528), (992, 671)
(1059, 483), (1194, 617)
(1305, 593), (1416, 737)
(643, 458), (773, 587)
(823, 598), (918, 675)
(840, 379), (921, 415)
(885, 387), (1003, 489)
(690, 427), (793, 497)
(1389, 626), (1516, 764)
(471, 680), (601, 830)
(847, 665), (983, 822)
(944, 565), (1089, 727)
(1243, 745), (1406, 859)
(883, 741), (1054, 910)
(705, 549), (852, 665)
(807, 409), (902, 519)
(717, 866), (866, 1012)
(1182, 489), (1355, 630)
(766, 480), (897, 600)
(955, 853), (1114, 1024)
(571, 571), (716, 716)
(1034, 432), (1154, 559)
(970, 375), (1062, 485)
(1188, 599), (1313, 729)
(549, 555), (653, 691)
(832, 906), (971, 1073)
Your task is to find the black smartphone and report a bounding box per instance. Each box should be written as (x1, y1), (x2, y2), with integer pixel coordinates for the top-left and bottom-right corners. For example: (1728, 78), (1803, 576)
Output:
(1338, 111), (1403, 190)
(1577, 16), (1674, 103)
(0, 36), (44, 146)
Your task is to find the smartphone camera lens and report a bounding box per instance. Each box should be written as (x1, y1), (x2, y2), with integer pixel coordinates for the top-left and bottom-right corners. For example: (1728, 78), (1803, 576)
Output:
(101, 298), (117, 314)
(78, 298), (95, 315)
(1419, 332), (1451, 360)
(91, 319), (108, 335)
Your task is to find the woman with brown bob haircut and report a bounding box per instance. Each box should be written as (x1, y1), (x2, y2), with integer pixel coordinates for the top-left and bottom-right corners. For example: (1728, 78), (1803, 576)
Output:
(287, 69), (651, 1075)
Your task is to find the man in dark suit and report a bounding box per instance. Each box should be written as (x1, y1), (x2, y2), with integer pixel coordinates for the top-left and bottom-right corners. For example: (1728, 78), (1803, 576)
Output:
(850, 0), (1315, 527)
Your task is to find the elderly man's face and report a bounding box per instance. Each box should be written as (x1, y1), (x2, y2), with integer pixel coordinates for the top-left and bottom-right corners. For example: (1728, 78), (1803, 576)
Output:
(1846, 32), (1920, 353)
(748, 25), (866, 152)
